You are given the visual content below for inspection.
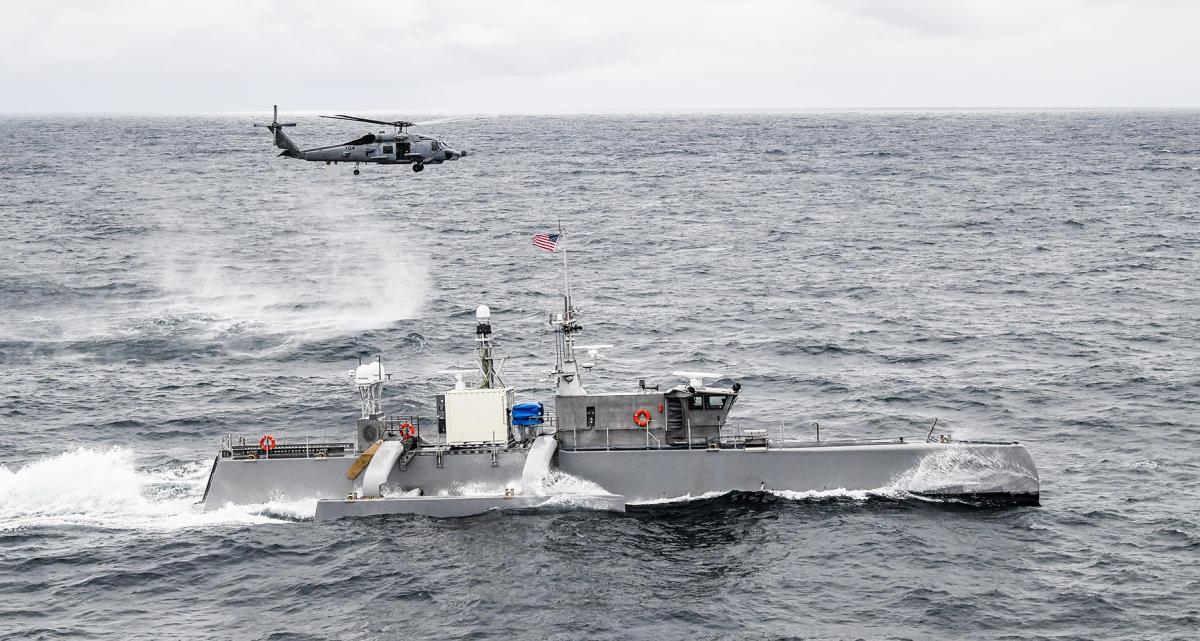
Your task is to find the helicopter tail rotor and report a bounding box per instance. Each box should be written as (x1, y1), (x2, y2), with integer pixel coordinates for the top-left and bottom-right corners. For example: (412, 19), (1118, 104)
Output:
(254, 104), (301, 156)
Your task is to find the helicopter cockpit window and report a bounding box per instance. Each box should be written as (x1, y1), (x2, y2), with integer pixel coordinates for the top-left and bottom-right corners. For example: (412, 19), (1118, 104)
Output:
(383, 145), (394, 155)
(706, 395), (727, 410)
(431, 141), (441, 152)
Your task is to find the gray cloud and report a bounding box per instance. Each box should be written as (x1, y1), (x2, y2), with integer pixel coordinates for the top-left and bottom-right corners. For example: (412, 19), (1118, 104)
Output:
(1, 0), (1197, 112)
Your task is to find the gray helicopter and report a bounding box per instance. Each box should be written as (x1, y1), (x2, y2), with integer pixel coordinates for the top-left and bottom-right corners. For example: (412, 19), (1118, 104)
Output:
(255, 105), (466, 175)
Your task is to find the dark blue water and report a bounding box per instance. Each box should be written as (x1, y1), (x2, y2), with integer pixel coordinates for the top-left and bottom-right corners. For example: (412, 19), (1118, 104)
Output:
(1, 112), (1198, 640)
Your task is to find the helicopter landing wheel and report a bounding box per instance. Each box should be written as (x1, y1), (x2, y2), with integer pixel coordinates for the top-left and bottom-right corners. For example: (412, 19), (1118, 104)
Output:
(412, 163), (424, 173)
(353, 169), (360, 176)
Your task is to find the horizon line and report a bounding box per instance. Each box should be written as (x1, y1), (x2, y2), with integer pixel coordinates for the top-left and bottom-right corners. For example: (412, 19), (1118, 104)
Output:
(2, 106), (1199, 117)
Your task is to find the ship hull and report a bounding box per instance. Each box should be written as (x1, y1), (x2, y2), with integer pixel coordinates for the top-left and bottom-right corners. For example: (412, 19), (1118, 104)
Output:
(201, 441), (1039, 511)
(558, 442), (1039, 504)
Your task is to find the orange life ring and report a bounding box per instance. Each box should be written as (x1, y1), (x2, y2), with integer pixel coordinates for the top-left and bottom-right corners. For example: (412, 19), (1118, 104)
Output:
(399, 422), (416, 439)
(633, 408), (652, 428)
(259, 435), (276, 451)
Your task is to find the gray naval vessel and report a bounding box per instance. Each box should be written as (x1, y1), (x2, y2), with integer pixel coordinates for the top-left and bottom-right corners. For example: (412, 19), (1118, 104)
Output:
(201, 261), (1040, 520)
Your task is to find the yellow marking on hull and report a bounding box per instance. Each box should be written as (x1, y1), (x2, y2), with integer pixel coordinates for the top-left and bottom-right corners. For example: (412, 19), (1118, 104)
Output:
(347, 440), (384, 480)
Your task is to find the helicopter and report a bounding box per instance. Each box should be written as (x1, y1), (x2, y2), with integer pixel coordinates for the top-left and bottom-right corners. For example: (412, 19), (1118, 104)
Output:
(255, 105), (466, 175)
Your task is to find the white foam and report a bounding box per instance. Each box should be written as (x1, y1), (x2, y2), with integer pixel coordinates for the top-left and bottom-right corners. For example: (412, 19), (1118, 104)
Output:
(628, 490), (730, 506)
(885, 446), (1038, 495)
(0, 447), (315, 531)
(438, 470), (611, 501)
(769, 487), (896, 501)
(439, 480), (512, 497)
(629, 487), (899, 506)
(537, 470), (610, 496)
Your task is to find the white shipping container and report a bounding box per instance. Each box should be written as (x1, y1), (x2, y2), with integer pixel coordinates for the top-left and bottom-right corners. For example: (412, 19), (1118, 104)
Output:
(443, 387), (513, 444)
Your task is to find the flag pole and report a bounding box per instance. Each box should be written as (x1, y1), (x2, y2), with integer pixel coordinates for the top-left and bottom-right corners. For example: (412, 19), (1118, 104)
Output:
(559, 219), (571, 320)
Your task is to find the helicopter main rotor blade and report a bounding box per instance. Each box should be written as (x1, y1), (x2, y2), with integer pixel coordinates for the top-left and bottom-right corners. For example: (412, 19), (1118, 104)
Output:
(411, 117), (473, 126)
(299, 143), (349, 153)
(320, 114), (415, 128)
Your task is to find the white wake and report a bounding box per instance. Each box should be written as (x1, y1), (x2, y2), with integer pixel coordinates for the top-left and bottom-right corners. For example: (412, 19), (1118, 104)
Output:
(0, 447), (317, 531)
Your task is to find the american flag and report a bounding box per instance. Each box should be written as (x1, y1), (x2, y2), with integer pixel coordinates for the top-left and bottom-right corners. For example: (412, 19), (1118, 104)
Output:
(532, 232), (560, 252)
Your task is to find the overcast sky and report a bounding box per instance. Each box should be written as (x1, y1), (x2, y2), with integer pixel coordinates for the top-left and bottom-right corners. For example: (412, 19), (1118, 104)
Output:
(2, 0), (1197, 113)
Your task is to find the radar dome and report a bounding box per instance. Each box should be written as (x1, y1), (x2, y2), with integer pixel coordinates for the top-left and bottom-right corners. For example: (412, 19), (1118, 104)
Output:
(355, 361), (386, 386)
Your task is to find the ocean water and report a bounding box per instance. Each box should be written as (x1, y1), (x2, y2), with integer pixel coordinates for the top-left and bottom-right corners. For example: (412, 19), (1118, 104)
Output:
(1, 111), (1198, 640)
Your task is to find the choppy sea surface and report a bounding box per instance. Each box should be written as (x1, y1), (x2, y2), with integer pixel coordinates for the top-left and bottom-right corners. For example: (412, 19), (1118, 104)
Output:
(1, 112), (1198, 640)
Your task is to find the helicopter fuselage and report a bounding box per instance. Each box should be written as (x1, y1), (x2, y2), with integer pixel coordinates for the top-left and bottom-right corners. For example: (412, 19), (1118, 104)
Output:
(295, 132), (464, 166)
(258, 106), (465, 174)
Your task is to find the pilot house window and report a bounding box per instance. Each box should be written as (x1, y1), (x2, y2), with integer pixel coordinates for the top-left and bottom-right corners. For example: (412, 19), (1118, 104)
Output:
(690, 396), (704, 410)
(706, 395), (727, 410)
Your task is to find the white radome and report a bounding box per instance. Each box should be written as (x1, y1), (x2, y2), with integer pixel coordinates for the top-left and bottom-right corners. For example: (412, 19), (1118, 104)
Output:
(355, 361), (386, 386)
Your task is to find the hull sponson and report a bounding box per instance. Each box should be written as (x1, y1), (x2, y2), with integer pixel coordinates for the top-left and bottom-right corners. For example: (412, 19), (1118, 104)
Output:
(557, 443), (1039, 503)
(202, 456), (356, 508)
(202, 442), (1039, 510)
(202, 448), (529, 509)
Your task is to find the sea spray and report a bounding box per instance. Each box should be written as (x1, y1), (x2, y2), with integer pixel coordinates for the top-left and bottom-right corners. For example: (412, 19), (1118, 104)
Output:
(885, 446), (1039, 495)
(0, 447), (317, 530)
(153, 191), (431, 341)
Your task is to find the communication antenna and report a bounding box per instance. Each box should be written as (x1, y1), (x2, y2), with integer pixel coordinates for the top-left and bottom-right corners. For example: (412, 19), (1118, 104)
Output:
(350, 357), (386, 419)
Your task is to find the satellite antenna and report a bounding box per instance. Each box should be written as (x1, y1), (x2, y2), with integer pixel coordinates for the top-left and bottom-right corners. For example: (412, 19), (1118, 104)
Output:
(350, 357), (387, 418)
(672, 371), (720, 389)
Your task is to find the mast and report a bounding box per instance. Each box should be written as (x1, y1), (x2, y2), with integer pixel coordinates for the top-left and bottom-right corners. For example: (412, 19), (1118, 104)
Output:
(551, 224), (587, 396)
(475, 305), (502, 389)
(561, 221), (571, 320)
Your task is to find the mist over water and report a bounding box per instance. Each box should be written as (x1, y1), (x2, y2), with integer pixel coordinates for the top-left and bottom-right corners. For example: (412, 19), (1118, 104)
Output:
(1, 112), (1199, 640)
